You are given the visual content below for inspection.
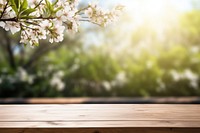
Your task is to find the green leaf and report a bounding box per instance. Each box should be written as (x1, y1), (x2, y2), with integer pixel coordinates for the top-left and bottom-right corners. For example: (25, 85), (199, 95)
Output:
(10, 0), (18, 14)
(45, 0), (53, 13)
(21, 8), (36, 16)
(33, 43), (39, 47)
(20, 15), (34, 19)
(14, 0), (20, 9)
(23, 43), (27, 47)
(20, 0), (28, 11)
(54, 7), (62, 13)
(52, 0), (58, 6)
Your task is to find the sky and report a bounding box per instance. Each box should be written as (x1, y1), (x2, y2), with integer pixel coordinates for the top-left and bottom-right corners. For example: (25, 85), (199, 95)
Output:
(82, 0), (195, 46)
(84, 0), (194, 28)
(99, 0), (193, 11)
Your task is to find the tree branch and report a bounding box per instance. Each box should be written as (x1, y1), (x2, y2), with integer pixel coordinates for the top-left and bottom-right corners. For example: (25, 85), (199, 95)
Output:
(0, 1), (8, 19)
(4, 31), (16, 70)
(22, 37), (77, 69)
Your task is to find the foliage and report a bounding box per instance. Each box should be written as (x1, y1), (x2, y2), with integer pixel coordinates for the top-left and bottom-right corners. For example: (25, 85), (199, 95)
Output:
(1, 6), (200, 97)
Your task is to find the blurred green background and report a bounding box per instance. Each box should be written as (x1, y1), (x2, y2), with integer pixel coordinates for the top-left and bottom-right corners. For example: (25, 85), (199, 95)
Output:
(1, 0), (200, 98)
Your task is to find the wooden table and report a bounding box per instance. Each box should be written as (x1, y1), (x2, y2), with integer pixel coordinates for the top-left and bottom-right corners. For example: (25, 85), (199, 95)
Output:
(0, 104), (200, 133)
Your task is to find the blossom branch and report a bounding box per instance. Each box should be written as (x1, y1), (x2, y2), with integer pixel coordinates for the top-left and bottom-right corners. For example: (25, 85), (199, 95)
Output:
(0, 17), (17, 22)
(0, 1), (8, 19)
(0, 0), (124, 47)
(34, 0), (44, 9)
(3, 30), (17, 70)
(79, 19), (102, 26)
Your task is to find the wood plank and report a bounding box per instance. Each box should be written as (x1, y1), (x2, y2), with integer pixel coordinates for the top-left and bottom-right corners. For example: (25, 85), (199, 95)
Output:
(1, 121), (200, 128)
(0, 105), (200, 127)
(0, 128), (200, 133)
(0, 104), (200, 133)
(0, 105), (200, 122)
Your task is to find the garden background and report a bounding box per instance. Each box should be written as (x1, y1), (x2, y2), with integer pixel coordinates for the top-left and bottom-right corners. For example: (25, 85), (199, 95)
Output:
(1, 0), (200, 98)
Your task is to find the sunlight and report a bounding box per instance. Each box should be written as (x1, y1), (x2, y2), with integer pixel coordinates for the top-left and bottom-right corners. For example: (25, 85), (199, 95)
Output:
(105, 0), (192, 30)
(1, 0), (200, 98)
(83, 0), (190, 49)
(124, 0), (182, 29)
(92, 0), (195, 58)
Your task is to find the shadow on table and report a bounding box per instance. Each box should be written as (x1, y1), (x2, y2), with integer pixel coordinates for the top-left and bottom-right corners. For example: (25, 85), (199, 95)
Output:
(0, 97), (200, 104)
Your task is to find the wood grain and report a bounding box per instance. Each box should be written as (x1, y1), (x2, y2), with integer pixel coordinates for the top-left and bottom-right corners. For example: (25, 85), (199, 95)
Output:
(0, 104), (199, 132)
(1, 128), (200, 133)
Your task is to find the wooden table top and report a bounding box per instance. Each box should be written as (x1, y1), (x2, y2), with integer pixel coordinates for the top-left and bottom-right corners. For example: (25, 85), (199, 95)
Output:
(0, 104), (200, 128)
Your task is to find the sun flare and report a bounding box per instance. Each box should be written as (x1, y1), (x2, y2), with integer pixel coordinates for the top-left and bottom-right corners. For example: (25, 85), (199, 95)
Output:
(124, 0), (182, 29)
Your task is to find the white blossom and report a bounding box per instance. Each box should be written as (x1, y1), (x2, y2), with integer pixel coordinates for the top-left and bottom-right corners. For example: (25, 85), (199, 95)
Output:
(50, 71), (65, 91)
(156, 78), (166, 92)
(102, 81), (112, 91)
(0, 0), (123, 47)
(28, 0), (41, 7)
(4, 22), (20, 34)
(0, 22), (5, 28)
(111, 71), (127, 87)
(49, 24), (65, 43)
(15, 67), (34, 84)
(170, 70), (181, 82)
(85, 3), (124, 26)
(170, 69), (199, 89)
(184, 69), (199, 89)
(0, 0), (6, 10)
(55, 70), (65, 78)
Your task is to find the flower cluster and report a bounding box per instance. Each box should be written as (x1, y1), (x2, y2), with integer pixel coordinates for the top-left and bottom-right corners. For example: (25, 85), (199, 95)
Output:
(0, 0), (123, 47)
(170, 69), (199, 89)
(50, 70), (65, 91)
(85, 3), (124, 26)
